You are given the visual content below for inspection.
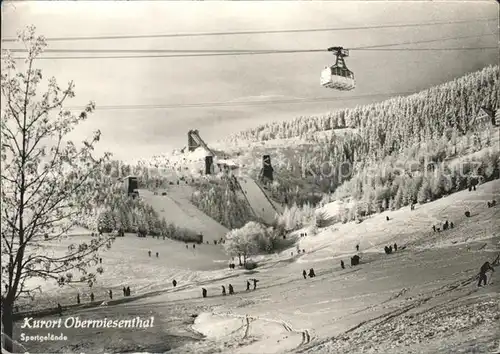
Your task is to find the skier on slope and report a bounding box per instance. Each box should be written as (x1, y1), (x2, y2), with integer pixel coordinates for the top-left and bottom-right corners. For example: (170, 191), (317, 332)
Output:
(478, 261), (495, 287)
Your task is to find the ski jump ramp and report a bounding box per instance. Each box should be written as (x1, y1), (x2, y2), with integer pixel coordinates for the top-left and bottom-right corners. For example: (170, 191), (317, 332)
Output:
(236, 176), (283, 225)
(138, 187), (229, 243)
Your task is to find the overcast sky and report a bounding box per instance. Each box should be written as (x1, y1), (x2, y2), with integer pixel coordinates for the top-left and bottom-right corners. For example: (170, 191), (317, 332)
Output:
(1, 1), (498, 161)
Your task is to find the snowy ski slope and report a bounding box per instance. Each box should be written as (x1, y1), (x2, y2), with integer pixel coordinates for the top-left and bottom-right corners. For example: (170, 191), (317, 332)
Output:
(138, 186), (229, 243)
(14, 180), (500, 354)
(236, 176), (283, 225)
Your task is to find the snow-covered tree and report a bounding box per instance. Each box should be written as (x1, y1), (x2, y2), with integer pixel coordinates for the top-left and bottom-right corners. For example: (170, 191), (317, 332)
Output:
(97, 209), (115, 232)
(0, 26), (112, 351)
(430, 173), (445, 198)
(417, 179), (432, 204)
(224, 221), (273, 264)
(275, 202), (316, 231)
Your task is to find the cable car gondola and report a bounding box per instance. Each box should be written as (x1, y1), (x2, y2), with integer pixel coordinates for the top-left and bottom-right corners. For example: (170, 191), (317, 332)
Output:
(320, 46), (355, 91)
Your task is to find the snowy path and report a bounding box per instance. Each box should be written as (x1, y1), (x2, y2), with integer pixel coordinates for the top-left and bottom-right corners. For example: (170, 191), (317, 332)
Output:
(191, 312), (310, 353)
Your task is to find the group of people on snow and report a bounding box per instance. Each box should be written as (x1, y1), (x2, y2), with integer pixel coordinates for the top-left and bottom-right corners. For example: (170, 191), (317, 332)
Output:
(201, 279), (260, 298)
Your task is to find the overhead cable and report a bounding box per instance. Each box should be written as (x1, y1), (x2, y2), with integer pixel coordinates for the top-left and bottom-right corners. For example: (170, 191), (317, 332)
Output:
(1, 17), (496, 42)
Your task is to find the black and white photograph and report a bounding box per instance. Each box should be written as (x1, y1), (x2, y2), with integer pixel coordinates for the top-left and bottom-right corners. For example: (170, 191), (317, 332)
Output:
(1, 1), (499, 353)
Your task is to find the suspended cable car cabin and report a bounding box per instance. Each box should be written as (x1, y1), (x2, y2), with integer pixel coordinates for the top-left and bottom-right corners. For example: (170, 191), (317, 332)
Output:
(320, 46), (355, 91)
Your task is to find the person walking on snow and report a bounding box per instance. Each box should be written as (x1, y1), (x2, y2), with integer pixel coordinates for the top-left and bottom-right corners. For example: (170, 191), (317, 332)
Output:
(478, 261), (495, 287)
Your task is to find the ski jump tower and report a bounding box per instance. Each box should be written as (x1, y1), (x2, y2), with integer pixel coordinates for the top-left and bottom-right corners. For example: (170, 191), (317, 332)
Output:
(187, 130), (215, 155)
(187, 129), (216, 175)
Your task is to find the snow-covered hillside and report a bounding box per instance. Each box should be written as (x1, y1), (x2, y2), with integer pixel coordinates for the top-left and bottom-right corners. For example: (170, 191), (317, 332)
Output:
(17, 178), (500, 354)
(18, 231), (231, 312)
(296, 179), (500, 262)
